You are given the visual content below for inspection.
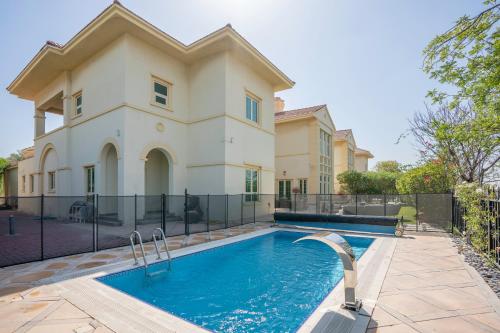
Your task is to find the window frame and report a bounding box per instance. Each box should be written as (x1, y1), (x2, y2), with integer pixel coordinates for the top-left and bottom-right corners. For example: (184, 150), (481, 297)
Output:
(21, 175), (26, 193)
(85, 166), (95, 195)
(245, 168), (260, 202)
(151, 76), (172, 110)
(73, 91), (83, 117)
(30, 174), (34, 193)
(299, 178), (308, 194)
(47, 171), (56, 193)
(245, 92), (260, 124)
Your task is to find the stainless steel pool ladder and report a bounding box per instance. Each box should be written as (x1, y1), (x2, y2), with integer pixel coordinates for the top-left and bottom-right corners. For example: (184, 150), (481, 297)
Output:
(152, 228), (172, 270)
(129, 231), (148, 268)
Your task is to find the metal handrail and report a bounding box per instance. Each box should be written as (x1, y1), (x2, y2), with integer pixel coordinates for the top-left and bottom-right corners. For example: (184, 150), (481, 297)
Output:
(129, 231), (148, 268)
(152, 228), (171, 270)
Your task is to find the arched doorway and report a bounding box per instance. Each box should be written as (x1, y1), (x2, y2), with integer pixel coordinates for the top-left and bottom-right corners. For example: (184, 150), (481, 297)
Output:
(101, 144), (118, 196)
(40, 146), (58, 195)
(144, 149), (169, 195)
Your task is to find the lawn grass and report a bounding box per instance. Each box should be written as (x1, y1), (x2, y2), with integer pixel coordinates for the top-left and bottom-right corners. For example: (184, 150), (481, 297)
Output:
(389, 206), (417, 224)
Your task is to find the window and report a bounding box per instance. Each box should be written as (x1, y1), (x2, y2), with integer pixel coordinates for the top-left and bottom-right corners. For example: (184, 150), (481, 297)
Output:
(348, 148), (355, 170)
(21, 175), (26, 193)
(320, 129), (332, 194)
(74, 92), (82, 116)
(299, 179), (308, 194)
(152, 77), (171, 108)
(245, 169), (259, 201)
(48, 171), (56, 192)
(30, 175), (34, 193)
(278, 180), (291, 199)
(85, 166), (95, 195)
(245, 94), (259, 123)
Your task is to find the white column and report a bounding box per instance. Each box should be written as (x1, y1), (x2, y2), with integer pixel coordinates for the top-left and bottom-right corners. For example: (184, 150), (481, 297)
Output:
(34, 108), (45, 138)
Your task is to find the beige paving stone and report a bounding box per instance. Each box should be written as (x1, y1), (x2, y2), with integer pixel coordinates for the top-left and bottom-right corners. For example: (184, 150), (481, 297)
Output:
(0, 301), (53, 332)
(75, 261), (107, 270)
(45, 262), (69, 270)
(466, 312), (500, 332)
(44, 301), (90, 320)
(366, 323), (419, 332)
(368, 306), (402, 328)
(413, 287), (488, 311)
(26, 320), (94, 333)
(417, 315), (495, 333)
(0, 285), (33, 298)
(13, 271), (54, 283)
(378, 293), (442, 317)
(91, 253), (117, 259)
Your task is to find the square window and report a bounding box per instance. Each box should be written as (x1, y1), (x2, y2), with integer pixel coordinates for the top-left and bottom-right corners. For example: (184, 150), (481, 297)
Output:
(245, 94), (259, 123)
(74, 92), (82, 116)
(152, 78), (171, 109)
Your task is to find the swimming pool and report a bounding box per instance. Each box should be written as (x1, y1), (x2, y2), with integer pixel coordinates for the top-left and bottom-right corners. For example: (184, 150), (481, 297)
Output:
(277, 220), (396, 235)
(98, 231), (373, 333)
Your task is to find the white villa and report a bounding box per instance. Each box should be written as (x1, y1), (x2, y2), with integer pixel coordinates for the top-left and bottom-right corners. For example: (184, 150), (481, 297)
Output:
(7, 2), (294, 198)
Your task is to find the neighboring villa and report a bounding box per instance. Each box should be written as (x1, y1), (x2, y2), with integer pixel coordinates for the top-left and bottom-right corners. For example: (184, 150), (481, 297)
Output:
(7, 2), (294, 199)
(354, 148), (374, 172)
(274, 98), (335, 199)
(333, 129), (373, 193)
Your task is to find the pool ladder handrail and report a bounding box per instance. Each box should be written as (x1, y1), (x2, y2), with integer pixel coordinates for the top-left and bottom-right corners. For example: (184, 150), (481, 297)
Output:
(152, 228), (172, 270)
(129, 231), (148, 268)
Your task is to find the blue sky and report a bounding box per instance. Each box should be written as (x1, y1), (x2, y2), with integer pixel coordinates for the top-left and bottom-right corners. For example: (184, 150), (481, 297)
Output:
(0, 0), (484, 167)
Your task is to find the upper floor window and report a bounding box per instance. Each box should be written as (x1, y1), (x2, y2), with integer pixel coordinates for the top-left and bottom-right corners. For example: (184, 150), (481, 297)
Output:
(245, 94), (259, 123)
(152, 77), (172, 109)
(74, 91), (82, 116)
(48, 171), (56, 192)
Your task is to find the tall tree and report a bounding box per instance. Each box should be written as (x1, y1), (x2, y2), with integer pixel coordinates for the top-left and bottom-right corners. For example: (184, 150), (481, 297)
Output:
(410, 104), (499, 183)
(423, 1), (499, 112)
(374, 161), (403, 174)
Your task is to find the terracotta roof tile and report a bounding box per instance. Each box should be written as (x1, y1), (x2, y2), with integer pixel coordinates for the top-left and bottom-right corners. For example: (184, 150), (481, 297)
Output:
(334, 129), (352, 140)
(275, 104), (326, 121)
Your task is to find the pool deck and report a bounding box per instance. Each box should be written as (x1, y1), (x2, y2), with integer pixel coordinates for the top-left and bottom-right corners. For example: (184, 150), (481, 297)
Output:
(0, 225), (499, 333)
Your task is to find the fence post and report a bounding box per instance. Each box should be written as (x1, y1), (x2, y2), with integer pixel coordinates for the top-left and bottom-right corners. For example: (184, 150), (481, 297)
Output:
(415, 193), (419, 232)
(355, 194), (358, 215)
(330, 193), (333, 215)
(253, 197), (256, 223)
(224, 194), (229, 229)
(206, 194), (210, 232)
(40, 194), (44, 260)
(383, 194), (387, 216)
(95, 194), (99, 251)
(161, 194), (166, 233)
(92, 194), (96, 252)
(184, 189), (189, 236)
(241, 194), (244, 225)
(134, 194), (137, 231)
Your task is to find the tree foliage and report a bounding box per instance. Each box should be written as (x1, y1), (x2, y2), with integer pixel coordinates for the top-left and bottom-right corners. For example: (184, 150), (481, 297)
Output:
(423, 1), (499, 112)
(337, 170), (398, 194)
(409, 104), (499, 183)
(396, 161), (455, 194)
(0, 157), (9, 195)
(374, 160), (404, 174)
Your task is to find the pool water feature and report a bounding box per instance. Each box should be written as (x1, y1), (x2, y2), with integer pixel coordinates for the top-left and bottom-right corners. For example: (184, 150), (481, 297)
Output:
(98, 231), (374, 333)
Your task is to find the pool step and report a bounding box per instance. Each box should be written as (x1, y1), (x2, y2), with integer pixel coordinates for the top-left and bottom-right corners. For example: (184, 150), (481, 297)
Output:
(146, 269), (169, 277)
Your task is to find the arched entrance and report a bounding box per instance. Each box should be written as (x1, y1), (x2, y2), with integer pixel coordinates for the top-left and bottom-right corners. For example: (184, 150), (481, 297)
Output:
(144, 149), (170, 195)
(101, 143), (118, 196)
(39, 145), (59, 195)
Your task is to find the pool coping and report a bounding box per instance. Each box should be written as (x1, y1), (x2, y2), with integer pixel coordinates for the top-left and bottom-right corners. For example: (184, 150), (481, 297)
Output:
(57, 227), (396, 333)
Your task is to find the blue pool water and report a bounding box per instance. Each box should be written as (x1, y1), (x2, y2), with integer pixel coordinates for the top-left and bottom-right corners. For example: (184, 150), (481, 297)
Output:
(98, 231), (373, 333)
(277, 220), (396, 235)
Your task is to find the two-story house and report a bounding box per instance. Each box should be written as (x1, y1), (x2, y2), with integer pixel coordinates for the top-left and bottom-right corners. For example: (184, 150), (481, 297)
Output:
(333, 129), (374, 193)
(274, 98), (335, 199)
(8, 2), (294, 200)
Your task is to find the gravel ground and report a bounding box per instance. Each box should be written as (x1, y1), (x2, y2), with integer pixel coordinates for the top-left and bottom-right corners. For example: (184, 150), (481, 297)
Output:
(451, 236), (500, 298)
